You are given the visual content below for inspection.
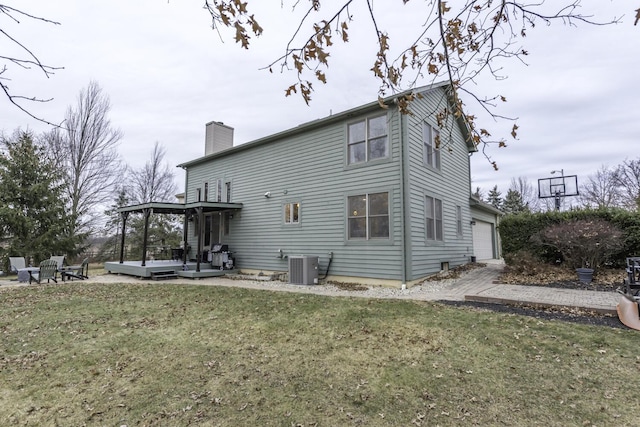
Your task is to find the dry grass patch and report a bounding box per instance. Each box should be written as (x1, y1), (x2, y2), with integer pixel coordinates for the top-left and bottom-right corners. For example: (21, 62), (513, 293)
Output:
(1, 282), (639, 426)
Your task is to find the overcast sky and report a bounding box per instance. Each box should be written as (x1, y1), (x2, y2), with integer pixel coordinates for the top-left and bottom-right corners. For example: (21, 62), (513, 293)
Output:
(2, 0), (638, 201)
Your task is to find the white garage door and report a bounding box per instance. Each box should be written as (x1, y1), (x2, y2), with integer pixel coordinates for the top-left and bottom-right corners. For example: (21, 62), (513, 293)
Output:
(472, 220), (495, 260)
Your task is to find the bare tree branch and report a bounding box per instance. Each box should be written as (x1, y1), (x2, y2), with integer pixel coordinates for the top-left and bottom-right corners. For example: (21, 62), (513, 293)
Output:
(0, 4), (63, 126)
(42, 81), (124, 235)
(202, 0), (621, 165)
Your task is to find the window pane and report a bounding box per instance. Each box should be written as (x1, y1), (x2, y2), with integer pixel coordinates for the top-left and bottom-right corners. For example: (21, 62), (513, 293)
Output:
(369, 192), (388, 215)
(348, 121), (365, 144)
(348, 196), (366, 217)
(425, 197), (434, 218)
(349, 218), (366, 238)
(284, 204), (291, 224)
(436, 219), (443, 241)
(426, 220), (435, 240)
(426, 196), (434, 240)
(292, 203), (299, 223)
(368, 116), (387, 138)
(433, 130), (441, 169)
(349, 142), (366, 163)
(368, 136), (388, 160)
(369, 216), (390, 238)
(435, 199), (443, 241)
(426, 143), (433, 167)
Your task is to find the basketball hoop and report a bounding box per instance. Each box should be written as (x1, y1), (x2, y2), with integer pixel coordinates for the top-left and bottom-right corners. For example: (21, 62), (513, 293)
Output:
(538, 173), (579, 211)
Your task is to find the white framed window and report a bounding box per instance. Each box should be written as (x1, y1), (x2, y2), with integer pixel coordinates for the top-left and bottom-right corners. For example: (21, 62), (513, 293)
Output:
(347, 115), (388, 164)
(426, 195), (443, 241)
(348, 192), (389, 239)
(456, 205), (463, 237)
(203, 182), (209, 201)
(423, 122), (441, 170)
(216, 179), (222, 202)
(284, 202), (300, 224)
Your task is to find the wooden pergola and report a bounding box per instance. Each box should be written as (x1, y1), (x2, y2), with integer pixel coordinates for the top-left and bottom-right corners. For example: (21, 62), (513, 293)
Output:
(117, 201), (242, 272)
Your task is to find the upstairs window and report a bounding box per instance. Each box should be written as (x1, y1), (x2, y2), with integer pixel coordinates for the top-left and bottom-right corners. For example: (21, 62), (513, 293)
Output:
(426, 195), (443, 241)
(348, 192), (389, 239)
(423, 122), (441, 170)
(456, 205), (463, 237)
(216, 179), (222, 202)
(284, 202), (300, 224)
(348, 115), (388, 164)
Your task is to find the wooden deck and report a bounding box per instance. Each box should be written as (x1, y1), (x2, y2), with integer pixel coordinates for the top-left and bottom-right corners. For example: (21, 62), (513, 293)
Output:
(104, 260), (230, 279)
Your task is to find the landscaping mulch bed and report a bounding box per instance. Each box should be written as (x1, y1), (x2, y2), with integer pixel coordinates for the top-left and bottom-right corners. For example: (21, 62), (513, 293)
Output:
(445, 263), (627, 329)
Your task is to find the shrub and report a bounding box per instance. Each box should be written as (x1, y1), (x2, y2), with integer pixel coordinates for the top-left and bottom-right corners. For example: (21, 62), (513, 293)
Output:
(500, 208), (640, 267)
(533, 219), (623, 270)
(503, 250), (549, 276)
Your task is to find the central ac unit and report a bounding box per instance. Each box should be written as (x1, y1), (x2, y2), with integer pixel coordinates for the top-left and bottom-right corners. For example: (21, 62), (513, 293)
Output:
(288, 255), (319, 285)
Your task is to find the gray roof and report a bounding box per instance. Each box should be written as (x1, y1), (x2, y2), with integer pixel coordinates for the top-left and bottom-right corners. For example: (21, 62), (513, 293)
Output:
(469, 196), (503, 216)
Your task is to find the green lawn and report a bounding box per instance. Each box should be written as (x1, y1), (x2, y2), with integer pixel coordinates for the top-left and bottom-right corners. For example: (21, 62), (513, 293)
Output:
(1, 282), (638, 426)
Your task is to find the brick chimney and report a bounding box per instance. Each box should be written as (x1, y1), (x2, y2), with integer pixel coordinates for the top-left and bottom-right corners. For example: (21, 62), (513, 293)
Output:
(205, 121), (234, 155)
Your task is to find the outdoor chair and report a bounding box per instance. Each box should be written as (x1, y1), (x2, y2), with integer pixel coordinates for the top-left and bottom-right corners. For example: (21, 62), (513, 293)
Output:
(624, 257), (640, 296)
(9, 256), (26, 273)
(29, 259), (58, 284)
(62, 258), (89, 281)
(50, 255), (66, 271)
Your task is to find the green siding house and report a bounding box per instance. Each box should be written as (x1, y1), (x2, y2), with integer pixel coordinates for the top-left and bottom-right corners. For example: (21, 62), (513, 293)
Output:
(172, 82), (493, 287)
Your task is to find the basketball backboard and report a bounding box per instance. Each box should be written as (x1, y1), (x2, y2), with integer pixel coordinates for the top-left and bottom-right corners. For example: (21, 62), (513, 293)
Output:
(538, 175), (579, 199)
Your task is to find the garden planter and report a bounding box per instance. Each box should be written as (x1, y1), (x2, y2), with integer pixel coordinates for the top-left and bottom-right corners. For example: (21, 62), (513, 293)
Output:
(576, 268), (594, 284)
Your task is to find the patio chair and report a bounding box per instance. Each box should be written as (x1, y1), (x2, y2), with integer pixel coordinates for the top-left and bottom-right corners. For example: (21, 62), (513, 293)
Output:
(50, 255), (66, 271)
(9, 256), (26, 273)
(62, 258), (89, 281)
(29, 259), (58, 284)
(624, 257), (640, 296)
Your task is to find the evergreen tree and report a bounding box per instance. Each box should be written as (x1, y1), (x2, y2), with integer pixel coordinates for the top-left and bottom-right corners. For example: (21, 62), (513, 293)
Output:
(0, 130), (80, 267)
(486, 185), (503, 210)
(502, 189), (530, 215)
(96, 186), (130, 261)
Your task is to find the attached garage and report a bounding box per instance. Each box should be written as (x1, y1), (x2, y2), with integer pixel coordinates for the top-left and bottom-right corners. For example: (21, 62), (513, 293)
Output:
(469, 197), (502, 260)
(472, 220), (495, 260)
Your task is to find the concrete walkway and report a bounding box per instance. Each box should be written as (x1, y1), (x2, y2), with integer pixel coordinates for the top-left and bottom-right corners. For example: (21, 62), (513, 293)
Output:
(456, 261), (620, 315)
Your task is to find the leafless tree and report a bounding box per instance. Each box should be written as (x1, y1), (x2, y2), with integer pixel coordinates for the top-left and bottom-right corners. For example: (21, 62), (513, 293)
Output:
(204, 0), (621, 167)
(43, 81), (123, 236)
(509, 176), (540, 212)
(578, 165), (622, 209)
(0, 4), (62, 126)
(615, 158), (640, 210)
(129, 142), (178, 204)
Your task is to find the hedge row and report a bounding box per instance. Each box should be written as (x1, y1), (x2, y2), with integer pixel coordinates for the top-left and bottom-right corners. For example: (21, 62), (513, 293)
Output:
(499, 208), (640, 266)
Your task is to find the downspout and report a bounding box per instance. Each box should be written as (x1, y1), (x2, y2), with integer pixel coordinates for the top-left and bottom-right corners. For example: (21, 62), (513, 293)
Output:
(399, 107), (409, 288)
